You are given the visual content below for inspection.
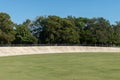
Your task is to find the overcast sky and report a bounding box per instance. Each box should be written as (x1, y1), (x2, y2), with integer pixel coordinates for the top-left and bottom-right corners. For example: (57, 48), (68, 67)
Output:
(0, 0), (120, 24)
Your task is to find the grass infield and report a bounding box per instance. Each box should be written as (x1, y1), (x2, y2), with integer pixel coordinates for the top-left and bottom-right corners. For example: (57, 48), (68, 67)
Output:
(0, 53), (120, 80)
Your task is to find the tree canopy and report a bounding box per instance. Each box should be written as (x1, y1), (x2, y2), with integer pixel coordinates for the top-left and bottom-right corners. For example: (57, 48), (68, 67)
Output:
(0, 12), (15, 44)
(0, 12), (120, 46)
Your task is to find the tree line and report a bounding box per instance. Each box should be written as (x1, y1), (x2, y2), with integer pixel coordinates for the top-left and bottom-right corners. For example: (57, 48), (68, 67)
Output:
(1, 12), (120, 46)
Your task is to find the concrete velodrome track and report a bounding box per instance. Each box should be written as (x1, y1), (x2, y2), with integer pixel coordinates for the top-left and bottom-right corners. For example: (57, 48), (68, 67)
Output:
(0, 46), (120, 57)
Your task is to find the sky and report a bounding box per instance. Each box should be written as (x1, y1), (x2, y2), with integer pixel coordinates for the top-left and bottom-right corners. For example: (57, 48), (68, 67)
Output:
(0, 0), (120, 24)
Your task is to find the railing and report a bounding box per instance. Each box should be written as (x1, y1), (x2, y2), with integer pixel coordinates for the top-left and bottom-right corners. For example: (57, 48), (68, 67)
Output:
(0, 43), (119, 47)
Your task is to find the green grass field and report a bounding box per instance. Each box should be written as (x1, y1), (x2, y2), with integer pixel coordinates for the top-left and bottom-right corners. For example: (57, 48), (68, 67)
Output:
(0, 53), (120, 80)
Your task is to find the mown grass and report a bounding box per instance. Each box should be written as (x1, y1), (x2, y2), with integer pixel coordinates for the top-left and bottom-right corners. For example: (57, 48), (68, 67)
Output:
(0, 53), (120, 80)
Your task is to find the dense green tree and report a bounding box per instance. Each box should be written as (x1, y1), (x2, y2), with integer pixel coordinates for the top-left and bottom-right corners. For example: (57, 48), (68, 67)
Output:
(13, 24), (38, 44)
(74, 17), (92, 44)
(112, 21), (120, 45)
(23, 19), (31, 26)
(87, 17), (112, 45)
(31, 16), (79, 44)
(29, 16), (116, 45)
(59, 18), (79, 43)
(0, 12), (15, 44)
(1, 12), (120, 46)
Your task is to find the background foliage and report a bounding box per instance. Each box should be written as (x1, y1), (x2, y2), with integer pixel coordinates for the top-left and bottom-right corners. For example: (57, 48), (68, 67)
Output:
(1, 12), (120, 46)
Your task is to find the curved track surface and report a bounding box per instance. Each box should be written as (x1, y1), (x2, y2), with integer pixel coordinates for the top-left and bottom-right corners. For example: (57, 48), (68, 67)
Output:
(0, 46), (120, 57)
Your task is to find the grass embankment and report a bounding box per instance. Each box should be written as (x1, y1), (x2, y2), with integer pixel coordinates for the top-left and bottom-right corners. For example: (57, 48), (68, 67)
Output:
(0, 53), (120, 80)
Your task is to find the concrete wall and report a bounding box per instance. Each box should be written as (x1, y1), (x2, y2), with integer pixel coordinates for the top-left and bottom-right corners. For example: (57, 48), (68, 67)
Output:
(0, 46), (120, 57)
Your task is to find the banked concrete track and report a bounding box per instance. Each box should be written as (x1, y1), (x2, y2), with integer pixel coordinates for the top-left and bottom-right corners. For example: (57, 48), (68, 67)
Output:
(0, 46), (120, 57)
